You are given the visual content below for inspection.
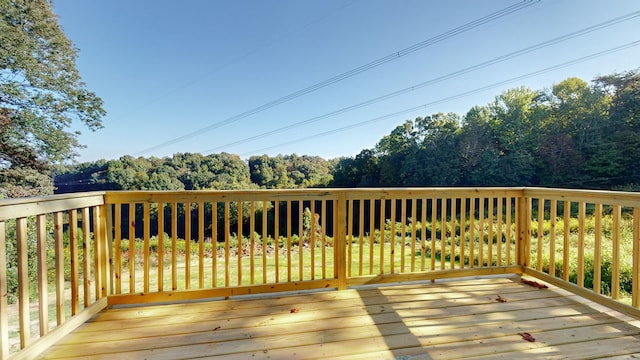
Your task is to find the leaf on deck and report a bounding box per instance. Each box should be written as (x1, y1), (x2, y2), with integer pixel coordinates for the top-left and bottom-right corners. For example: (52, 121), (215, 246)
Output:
(521, 279), (548, 289)
(518, 332), (536, 342)
(496, 295), (507, 303)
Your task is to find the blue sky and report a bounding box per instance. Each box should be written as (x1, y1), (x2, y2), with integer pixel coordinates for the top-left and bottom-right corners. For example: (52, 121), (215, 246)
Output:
(52, 0), (640, 163)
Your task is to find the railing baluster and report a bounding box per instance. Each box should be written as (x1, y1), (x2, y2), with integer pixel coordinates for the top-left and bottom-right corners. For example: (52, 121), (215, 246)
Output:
(238, 201), (243, 286)
(54, 212), (65, 324)
(250, 201), (255, 285)
(468, 198), (475, 268)
(143, 203), (150, 293)
(410, 198), (417, 272)
(378, 199), (385, 275)
(487, 198), (494, 267)
(459, 198), (466, 269)
(506, 198), (512, 266)
(400, 198), (406, 272)
(36, 214), (48, 334)
(224, 201), (230, 288)
(450, 198), (457, 270)
(593, 204), (602, 294)
(128, 204), (136, 293)
(198, 202), (205, 289)
(335, 195), (347, 290)
(390, 198), (397, 273)
(549, 200), (557, 277)
(347, 199), (353, 277)
(114, 204), (122, 294)
(633, 207), (640, 308)
(286, 200), (292, 282)
(157, 203), (164, 292)
(212, 202), (218, 287)
(311, 200), (316, 280)
(612, 205), (621, 300)
(185, 202), (191, 290)
(496, 198), (503, 267)
(563, 201), (570, 281)
(16, 217), (29, 349)
(82, 207), (91, 303)
(69, 210), (79, 315)
(171, 202), (178, 291)
(537, 198), (544, 271)
(262, 201), (267, 284)
(369, 199), (375, 275)
(577, 202), (586, 287)
(298, 201), (303, 281)
(440, 198), (446, 270)
(274, 201), (279, 283)
(429, 198), (436, 270)
(359, 199), (365, 276)
(321, 200), (327, 279)
(478, 198), (484, 267)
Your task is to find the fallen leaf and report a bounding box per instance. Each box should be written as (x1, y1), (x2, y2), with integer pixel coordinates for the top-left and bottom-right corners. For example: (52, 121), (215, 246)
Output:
(496, 295), (507, 303)
(290, 308), (299, 313)
(518, 332), (536, 342)
(213, 326), (221, 331)
(521, 279), (548, 289)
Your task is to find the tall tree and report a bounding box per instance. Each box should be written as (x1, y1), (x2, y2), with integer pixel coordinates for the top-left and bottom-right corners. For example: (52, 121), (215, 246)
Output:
(0, 0), (105, 197)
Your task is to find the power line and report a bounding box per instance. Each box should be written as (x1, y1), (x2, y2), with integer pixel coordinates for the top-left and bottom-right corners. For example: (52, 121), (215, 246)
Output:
(133, 0), (540, 156)
(202, 10), (640, 154)
(240, 40), (640, 156)
(126, 1), (356, 116)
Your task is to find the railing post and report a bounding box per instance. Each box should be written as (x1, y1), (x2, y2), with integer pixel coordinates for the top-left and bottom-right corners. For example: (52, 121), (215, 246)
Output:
(335, 191), (347, 290)
(516, 193), (531, 268)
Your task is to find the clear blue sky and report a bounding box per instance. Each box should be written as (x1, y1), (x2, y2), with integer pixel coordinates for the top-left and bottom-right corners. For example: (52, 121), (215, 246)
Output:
(52, 0), (640, 163)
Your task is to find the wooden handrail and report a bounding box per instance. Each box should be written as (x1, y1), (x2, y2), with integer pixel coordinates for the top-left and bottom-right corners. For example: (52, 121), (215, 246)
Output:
(3, 186), (640, 359)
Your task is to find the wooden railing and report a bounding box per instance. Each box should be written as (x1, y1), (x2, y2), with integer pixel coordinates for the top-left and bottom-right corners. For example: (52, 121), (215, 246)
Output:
(2, 187), (640, 359)
(0, 192), (110, 360)
(521, 188), (640, 316)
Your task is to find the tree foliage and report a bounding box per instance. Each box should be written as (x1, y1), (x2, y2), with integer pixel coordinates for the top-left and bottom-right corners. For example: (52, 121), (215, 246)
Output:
(332, 70), (640, 190)
(0, 0), (105, 197)
(53, 70), (640, 193)
(55, 152), (335, 192)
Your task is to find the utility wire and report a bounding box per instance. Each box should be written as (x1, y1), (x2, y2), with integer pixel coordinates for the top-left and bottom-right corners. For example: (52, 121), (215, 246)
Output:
(203, 10), (640, 154)
(133, 0), (540, 155)
(240, 40), (640, 156)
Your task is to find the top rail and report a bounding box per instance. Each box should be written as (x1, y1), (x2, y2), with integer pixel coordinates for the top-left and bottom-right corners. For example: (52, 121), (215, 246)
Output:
(0, 192), (105, 221)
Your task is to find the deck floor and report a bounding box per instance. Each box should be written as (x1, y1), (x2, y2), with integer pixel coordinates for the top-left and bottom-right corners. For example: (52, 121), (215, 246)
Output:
(40, 275), (640, 359)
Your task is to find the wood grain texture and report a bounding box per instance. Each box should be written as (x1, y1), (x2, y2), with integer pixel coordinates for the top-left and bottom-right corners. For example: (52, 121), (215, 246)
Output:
(40, 276), (640, 360)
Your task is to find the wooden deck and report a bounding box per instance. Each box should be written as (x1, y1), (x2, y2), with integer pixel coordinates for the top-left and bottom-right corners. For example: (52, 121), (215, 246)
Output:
(37, 275), (640, 360)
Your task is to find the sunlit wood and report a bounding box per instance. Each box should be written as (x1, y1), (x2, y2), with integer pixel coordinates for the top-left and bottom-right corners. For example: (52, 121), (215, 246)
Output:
(54, 212), (65, 325)
(4, 187), (640, 359)
(68, 210), (79, 315)
(612, 205), (621, 300)
(594, 203), (602, 295)
(16, 217), (29, 349)
(36, 214), (49, 334)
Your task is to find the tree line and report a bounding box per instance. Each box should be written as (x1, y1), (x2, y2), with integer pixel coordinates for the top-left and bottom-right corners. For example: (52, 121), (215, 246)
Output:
(54, 153), (336, 192)
(333, 71), (640, 191)
(55, 70), (640, 193)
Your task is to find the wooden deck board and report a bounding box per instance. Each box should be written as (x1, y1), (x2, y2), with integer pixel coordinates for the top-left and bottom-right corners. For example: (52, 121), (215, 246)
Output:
(40, 275), (640, 360)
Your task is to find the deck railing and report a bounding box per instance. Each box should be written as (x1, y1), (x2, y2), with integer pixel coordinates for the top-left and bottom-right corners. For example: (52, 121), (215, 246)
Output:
(2, 187), (640, 359)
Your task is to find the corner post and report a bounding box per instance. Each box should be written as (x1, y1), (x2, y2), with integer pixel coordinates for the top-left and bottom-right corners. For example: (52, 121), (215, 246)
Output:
(516, 193), (531, 269)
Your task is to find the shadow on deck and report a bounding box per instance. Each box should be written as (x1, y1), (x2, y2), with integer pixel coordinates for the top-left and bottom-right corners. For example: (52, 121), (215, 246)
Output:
(40, 275), (640, 359)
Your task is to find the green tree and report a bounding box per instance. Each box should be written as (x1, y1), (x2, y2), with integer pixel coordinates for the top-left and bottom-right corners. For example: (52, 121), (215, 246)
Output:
(0, 0), (105, 197)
